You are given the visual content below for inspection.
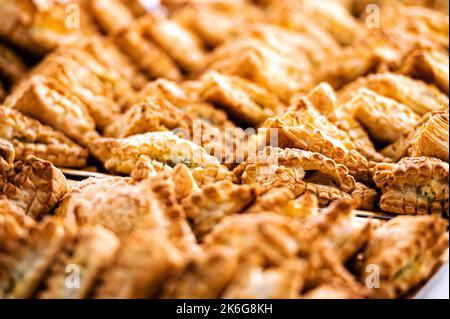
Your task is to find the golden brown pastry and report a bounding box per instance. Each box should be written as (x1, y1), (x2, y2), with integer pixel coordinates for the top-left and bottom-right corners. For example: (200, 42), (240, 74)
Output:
(86, 0), (135, 34)
(201, 71), (284, 126)
(0, 105), (88, 168)
(222, 258), (307, 299)
(161, 246), (239, 299)
(105, 97), (194, 138)
(361, 215), (449, 298)
(38, 225), (120, 299)
(247, 188), (320, 221)
(94, 229), (183, 299)
(0, 220), (66, 298)
(5, 75), (100, 146)
(264, 99), (372, 182)
(378, 5), (449, 49)
(301, 199), (372, 262)
(400, 48), (449, 95)
(237, 147), (357, 206)
(172, 0), (264, 47)
(382, 110), (449, 162)
(354, 0), (449, 15)
(141, 14), (207, 73)
(340, 73), (449, 116)
(373, 157), (449, 215)
(56, 171), (199, 256)
(206, 38), (312, 102)
(31, 53), (123, 131)
(182, 180), (256, 238)
(316, 32), (403, 89)
(0, 43), (26, 84)
(339, 88), (421, 145)
(0, 0), (96, 54)
(246, 23), (339, 70)
(204, 212), (301, 266)
(64, 36), (146, 92)
(90, 132), (235, 185)
(1, 155), (68, 219)
(115, 17), (182, 81)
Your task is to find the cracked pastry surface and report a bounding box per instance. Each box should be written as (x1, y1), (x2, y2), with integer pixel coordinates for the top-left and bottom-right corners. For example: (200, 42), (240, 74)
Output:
(400, 47), (449, 95)
(373, 157), (449, 216)
(90, 132), (235, 185)
(182, 180), (256, 239)
(0, 104), (88, 168)
(382, 110), (449, 162)
(206, 38), (312, 102)
(56, 171), (199, 256)
(300, 199), (372, 262)
(339, 89), (421, 145)
(361, 215), (449, 298)
(237, 146), (356, 207)
(0, 155), (68, 220)
(201, 71), (284, 126)
(264, 98), (372, 183)
(340, 73), (449, 116)
(5, 75), (100, 146)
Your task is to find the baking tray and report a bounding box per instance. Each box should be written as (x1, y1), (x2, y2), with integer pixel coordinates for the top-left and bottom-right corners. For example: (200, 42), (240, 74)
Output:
(61, 169), (450, 299)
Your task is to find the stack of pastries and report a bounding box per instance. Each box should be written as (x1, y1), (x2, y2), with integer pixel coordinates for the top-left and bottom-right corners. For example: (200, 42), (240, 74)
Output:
(0, 0), (449, 299)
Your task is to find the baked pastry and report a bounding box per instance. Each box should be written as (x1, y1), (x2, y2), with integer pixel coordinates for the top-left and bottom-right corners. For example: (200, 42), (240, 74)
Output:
(340, 73), (449, 116)
(201, 71), (284, 126)
(361, 215), (449, 298)
(247, 188), (320, 221)
(140, 14), (207, 73)
(400, 48), (449, 95)
(303, 83), (388, 163)
(86, 0), (135, 34)
(1, 155), (68, 219)
(339, 88), (421, 145)
(206, 38), (312, 102)
(0, 105), (88, 168)
(161, 246), (239, 299)
(373, 157), (449, 215)
(182, 180), (256, 238)
(301, 199), (372, 262)
(115, 17), (182, 80)
(56, 170), (199, 255)
(38, 225), (120, 299)
(172, 0), (264, 47)
(382, 110), (449, 162)
(0, 0), (95, 54)
(237, 147), (356, 206)
(0, 220), (66, 298)
(204, 212), (301, 266)
(0, 43), (26, 84)
(222, 257), (307, 299)
(94, 229), (183, 299)
(90, 132), (236, 185)
(5, 75), (100, 146)
(264, 98), (372, 182)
